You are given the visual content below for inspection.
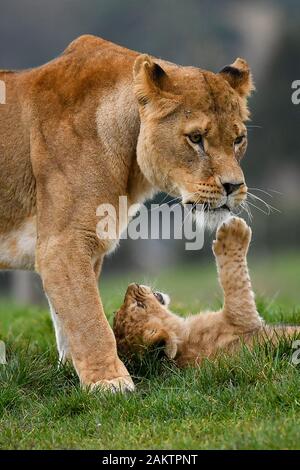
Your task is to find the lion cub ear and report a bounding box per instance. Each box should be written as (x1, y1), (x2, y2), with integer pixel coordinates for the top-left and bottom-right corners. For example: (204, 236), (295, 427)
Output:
(133, 54), (168, 106)
(164, 333), (178, 360)
(219, 58), (254, 98)
(143, 326), (178, 359)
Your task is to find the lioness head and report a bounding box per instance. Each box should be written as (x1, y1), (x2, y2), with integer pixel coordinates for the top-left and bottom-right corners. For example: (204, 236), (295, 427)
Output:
(133, 55), (254, 228)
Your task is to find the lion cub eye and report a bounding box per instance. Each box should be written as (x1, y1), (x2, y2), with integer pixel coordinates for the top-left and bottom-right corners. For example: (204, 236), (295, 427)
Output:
(188, 132), (203, 146)
(137, 301), (145, 309)
(154, 292), (165, 305)
(234, 135), (245, 146)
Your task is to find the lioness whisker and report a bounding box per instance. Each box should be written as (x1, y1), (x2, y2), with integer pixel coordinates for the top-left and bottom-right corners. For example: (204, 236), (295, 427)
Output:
(149, 196), (182, 213)
(249, 186), (283, 197)
(239, 201), (253, 222)
(149, 190), (201, 213)
(247, 192), (280, 214)
(246, 199), (273, 216)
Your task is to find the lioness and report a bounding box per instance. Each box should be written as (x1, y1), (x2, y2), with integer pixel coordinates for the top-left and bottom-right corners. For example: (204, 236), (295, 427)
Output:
(0, 35), (253, 391)
(114, 217), (300, 366)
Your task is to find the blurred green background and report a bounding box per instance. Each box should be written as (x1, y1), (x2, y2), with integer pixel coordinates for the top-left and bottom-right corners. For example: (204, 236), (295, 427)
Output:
(0, 0), (299, 306)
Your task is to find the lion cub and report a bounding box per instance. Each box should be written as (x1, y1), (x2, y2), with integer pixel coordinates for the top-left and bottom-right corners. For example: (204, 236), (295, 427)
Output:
(114, 217), (300, 367)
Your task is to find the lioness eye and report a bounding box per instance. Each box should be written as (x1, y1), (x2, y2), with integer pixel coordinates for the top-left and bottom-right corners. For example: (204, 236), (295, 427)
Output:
(234, 135), (245, 145)
(188, 132), (203, 145)
(137, 301), (145, 309)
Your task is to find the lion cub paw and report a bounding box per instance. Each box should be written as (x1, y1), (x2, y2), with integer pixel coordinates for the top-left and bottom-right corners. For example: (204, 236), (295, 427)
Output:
(213, 216), (251, 257)
(90, 376), (135, 394)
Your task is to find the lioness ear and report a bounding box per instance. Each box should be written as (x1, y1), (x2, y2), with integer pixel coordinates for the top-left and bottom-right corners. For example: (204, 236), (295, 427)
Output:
(133, 54), (168, 106)
(219, 58), (254, 98)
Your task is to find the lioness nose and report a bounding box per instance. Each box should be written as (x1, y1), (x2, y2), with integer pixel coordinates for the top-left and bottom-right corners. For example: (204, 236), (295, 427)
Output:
(222, 181), (243, 195)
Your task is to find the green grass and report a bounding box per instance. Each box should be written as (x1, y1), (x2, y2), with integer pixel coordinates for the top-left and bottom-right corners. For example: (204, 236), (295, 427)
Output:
(0, 254), (300, 449)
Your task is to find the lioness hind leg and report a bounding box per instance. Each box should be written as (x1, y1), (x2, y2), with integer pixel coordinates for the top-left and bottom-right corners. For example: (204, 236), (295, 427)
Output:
(213, 217), (262, 332)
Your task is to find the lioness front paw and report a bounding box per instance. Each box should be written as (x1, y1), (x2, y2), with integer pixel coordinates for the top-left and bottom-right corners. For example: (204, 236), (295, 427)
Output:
(213, 216), (251, 257)
(80, 357), (135, 394)
(90, 376), (135, 393)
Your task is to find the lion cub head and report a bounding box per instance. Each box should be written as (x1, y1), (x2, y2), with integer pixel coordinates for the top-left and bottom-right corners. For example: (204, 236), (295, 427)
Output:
(133, 55), (254, 229)
(113, 283), (178, 360)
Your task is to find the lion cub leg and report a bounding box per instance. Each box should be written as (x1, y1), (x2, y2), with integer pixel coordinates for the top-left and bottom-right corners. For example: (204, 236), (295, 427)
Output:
(213, 217), (262, 333)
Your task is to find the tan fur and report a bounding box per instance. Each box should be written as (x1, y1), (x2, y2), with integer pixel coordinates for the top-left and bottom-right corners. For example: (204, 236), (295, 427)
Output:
(0, 35), (253, 390)
(114, 217), (300, 366)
